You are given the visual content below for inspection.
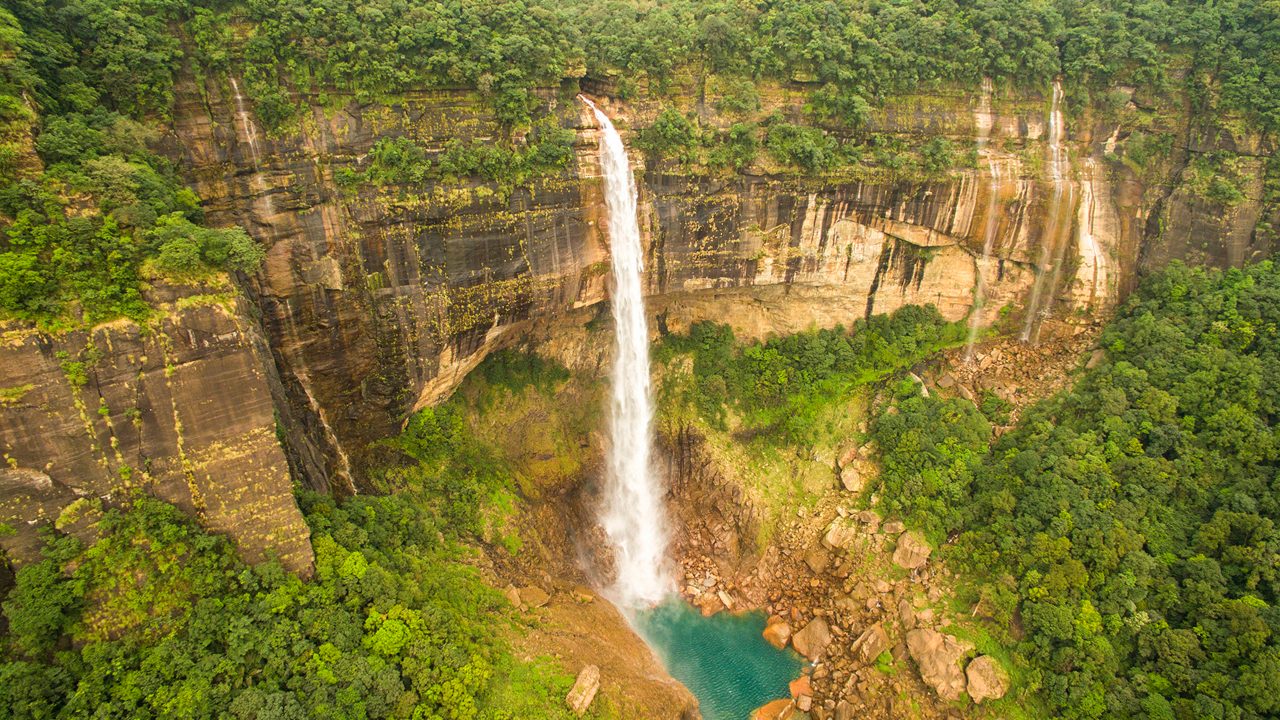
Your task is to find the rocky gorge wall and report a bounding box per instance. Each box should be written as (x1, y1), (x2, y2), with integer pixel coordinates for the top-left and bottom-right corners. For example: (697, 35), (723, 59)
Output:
(164, 72), (1275, 496)
(0, 280), (313, 574)
(0, 71), (1271, 577)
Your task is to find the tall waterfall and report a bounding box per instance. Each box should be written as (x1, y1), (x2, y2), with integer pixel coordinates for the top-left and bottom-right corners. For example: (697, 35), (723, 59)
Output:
(1020, 79), (1071, 343)
(964, 78), (1000, 363)
(581, 95), (672, 609)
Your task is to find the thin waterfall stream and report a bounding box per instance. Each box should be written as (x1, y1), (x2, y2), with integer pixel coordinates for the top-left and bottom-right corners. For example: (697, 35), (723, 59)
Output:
(1020, 79), (1071, 343)
(582, 96), (804, 719)
(1018, 79), (1070, 343)
(964, 78), (1000, 363)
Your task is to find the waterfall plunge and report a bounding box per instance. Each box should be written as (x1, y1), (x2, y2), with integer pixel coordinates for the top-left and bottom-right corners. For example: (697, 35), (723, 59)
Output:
(582, 95), (673, 609)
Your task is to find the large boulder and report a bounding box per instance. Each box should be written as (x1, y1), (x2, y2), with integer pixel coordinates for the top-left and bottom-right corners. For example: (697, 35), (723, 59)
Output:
(851, 622), (891, 664)
(565, 664), (600, 716)
(763, 616), (792, 650)
(838, 463), (865, 493)
(792, 618), (832, 661)
(519, 586), (551, 608)
(892, 531), (932, 569)
(966, 655), (1010, 703)
(906, 629), (974, 701)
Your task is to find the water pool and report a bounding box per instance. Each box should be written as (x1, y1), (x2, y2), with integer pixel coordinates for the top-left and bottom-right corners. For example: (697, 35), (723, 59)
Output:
(633, 599), (806, 720)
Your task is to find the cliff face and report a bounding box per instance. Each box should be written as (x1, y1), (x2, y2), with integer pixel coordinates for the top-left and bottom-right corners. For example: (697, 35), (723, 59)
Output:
(161, 71), (1276, 495)
(0, 281), (313, 574)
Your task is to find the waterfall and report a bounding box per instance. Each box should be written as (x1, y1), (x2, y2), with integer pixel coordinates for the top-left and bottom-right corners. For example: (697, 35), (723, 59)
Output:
(581, 95), (672, 609)
(230, 78), (262, 167)
(229, 78), (275, 216)
(1020, 79), (1071, 343)
(964, 79), (1000, 363)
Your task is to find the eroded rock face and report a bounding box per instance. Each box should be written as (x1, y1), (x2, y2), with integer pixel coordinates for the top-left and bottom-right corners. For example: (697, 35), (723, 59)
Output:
(906, 629), (975, 701)
(0, 283), (312, 574)
(164, 74), (1267, 495)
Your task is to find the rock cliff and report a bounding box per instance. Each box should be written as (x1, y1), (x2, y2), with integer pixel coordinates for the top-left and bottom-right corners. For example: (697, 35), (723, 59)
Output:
(0, 280), (313, 574)
(161, 73), (1277, 497)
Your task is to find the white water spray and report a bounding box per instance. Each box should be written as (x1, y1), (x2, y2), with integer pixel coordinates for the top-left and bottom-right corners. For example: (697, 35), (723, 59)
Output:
(964, 79), (1000, 363)
(581, 95), (672, 609)
(1020, 79), (1071, 343)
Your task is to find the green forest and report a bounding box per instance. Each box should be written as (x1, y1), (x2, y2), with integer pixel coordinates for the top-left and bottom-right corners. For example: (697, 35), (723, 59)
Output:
(869, 263), (1280, 718)
(1, 360), (584, 720)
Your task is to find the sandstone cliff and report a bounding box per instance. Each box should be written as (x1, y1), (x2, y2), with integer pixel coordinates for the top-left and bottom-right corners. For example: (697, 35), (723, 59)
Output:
(0, 280), (312, 574)
(160, 72), (1276, 498)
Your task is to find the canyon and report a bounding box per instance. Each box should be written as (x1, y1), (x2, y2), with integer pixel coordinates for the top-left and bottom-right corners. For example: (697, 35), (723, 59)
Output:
(1, 68), (1277, 717)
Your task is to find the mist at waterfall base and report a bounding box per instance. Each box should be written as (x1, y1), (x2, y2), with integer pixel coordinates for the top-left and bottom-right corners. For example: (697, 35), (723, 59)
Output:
(585, 96), (802, 718)
(634, 601), (807, 720)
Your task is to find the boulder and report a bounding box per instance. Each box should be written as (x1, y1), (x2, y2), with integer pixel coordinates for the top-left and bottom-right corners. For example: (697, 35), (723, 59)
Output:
(792, 618), (832, 661)
(839, 464), (864, 493)
(908, 372), (930, 397)
(1086, 348), (1106, 369)
(892, 531), (931, 569)
(881, 520), (905, 535)
(822, 519), (859, 551)
(519, 586), (551, 608)
(503, 585), (522, 608)
(906, 629), (974, 701)
(753, 698), (794, 720)
(838, 445), (859, 468)
(897, 599), (917, 631)
(789, 675), (811, 698)
(855, 510), (881, 529)
(565, 664), (600, 716)
(966, 655), (1010, 703)
(763, 617), (793, 650)
(834, 700), (855, 720)
(851, 622), (891, 664)
(804, 545), (829, 574)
